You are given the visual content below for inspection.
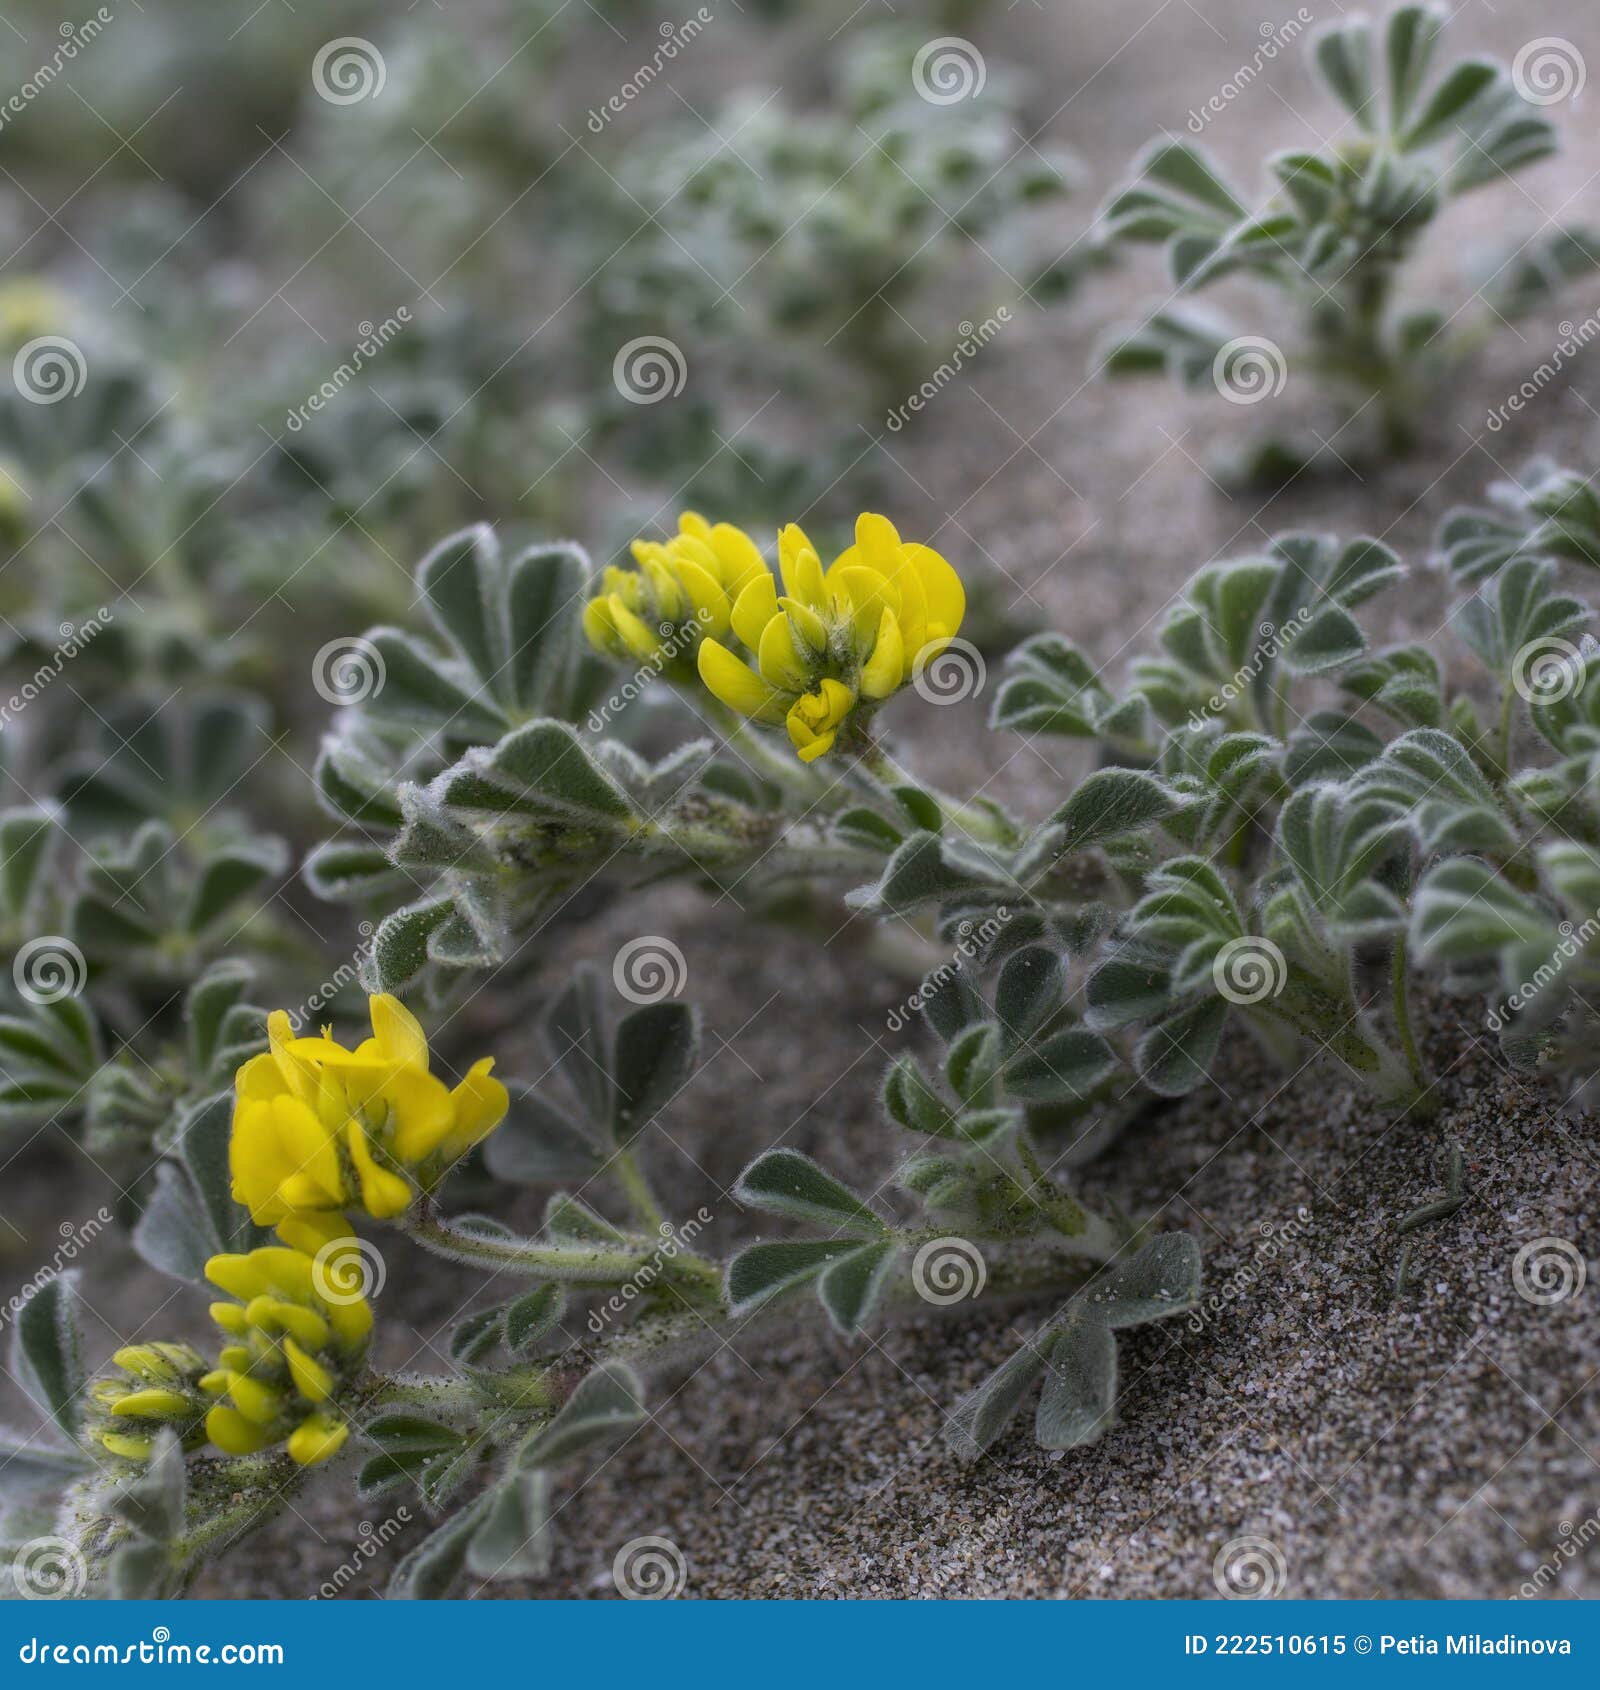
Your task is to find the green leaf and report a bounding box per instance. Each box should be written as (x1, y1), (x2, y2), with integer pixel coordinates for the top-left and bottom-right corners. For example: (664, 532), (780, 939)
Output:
(1034, 1318), (1117, 1448)
(610, 1001), (696, 1142)
(817, 1240), (900, 1336)
(1003, 1027), (1120, 1103)
(388, 1497), (491, 1599)
(992, 947), (1062, 1049)
(726, 1239), (867, 1316)
(418, 526), (504, 698)
(13, 1273), (84, 1442)
(1402, 60), (1497, 150)
(483, 1094), (600, 1184)
(947, 1336), (1052, 1457)
(519, 1361), (645, 1465)
(1051, 769), (1187, 856)
(466, 1470), (551, 1581)
(506, 1285), (566, 1355)
(734, 1150), (886, 1233)
(883, 1054), (956, 1138)
(488, 721), (634, 821)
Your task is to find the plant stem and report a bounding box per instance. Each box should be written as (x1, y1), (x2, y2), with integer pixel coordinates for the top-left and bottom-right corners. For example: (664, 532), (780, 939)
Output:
(610, 1145), (667, 1233)
(1390, 933), (1427, 1097)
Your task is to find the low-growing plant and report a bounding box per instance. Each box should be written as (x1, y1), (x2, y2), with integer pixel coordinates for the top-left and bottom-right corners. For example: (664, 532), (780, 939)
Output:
(1098, 4), (1600, 482)
(13, 455), (1600, 1595)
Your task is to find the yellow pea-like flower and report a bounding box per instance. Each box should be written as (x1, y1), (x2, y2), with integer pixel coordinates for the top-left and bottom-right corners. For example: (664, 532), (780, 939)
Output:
(695, 512), (965, 762)
(199, 1245), (373, 1467)
(86, 1343), (210, 1462)
(229, 993), (508, 1240)
(582, 511), (768, 672)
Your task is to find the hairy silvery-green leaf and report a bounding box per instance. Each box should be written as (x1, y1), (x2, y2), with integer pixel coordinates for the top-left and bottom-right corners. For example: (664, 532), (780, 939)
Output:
(1002, 1027), (1121, 1104)
(817, 1238), (900, 1336)
(388, 1496), (491, 1599)
(1052, 769), (1189, 858)
(846, 831), (1015, 916)
(950, 1234), (1201, 1456)
(0, 806), (58, 925)
(992, 947), (1064, 1048)
(611, 1001), (696, 1143)
(465, 1469), (551, 1582)
(990, 635), (1124, 740)
(0, 997), (100, 1127)
(734, 1150), (886, 1234)
(883, 1054), (958, 1138)
(1351, 728), (1517, 855)
(13, 1272), (84, 1443)
(135, 1095), (269, 1283)
(1410, 856), (1551, 963)
(726, 1239), (868, 1316)
(483, 1091), (601, 1185)
(518, 1361), (645, 1466)
(1034, 1317), (1117, 1449)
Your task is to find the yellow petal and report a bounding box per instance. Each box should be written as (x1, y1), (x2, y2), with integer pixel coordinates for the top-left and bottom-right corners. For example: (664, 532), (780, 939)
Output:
(439, 1059), (510, 1162)
(582, 596), (622, 658)
(671, 555), (732, 640)
(779, 596), (828, 655)
(608, 596), (667, 664)
(283, 1337), (336, 1404)
(370, 995), (428, 1069)
(226, 1372), (284, 1426)
(287, 1413), (349, 1467)
(706, 521), (768, 595)
(206, 1253), (268, 1302)
(110, 1389), (192, 1420)
(208, 1302), (249, 1336)
(275, 1209), (354, 1259)
(859, 608), (906, 699)
(697, 638), (791, 725)
(778, 525), (827, 608)
(345, 1121), (414, 1219)
(905, 543), (964, 645)
(854, 511), (902, 571)
(386, 1068), (456, 1165)
(97, 1432), (154, 1461)
(757, 612), (812, 691)
(730, 573), (780, 650)
(206, 1403), (272, 1455)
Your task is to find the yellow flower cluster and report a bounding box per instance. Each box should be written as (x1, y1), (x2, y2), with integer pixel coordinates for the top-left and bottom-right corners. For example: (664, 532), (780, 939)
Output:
(200, 1246), (373, 1466)
(230, 994), (508, 1250)
(581, 512), (767, 672)
(583, 511), (965, 763)
(88, 1343), (210, 1462)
